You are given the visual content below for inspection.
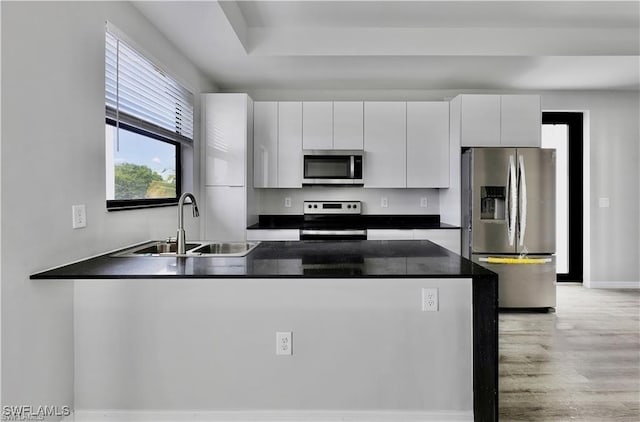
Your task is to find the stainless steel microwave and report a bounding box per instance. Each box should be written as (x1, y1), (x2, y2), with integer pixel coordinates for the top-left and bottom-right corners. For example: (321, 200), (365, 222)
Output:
(303, 150), (364, 185)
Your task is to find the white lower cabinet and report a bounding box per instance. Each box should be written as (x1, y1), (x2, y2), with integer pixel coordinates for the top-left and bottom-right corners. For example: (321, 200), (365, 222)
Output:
(204, 186), (246, 241)
(367, 229), (414, 240)
(414, 229), (461, 254)
(368, 229), (461, 254)
(246, 229), (300, 241)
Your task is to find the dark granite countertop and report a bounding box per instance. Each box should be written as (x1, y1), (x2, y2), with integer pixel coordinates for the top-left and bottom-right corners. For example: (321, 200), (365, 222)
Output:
(247, 214), (459, 230)
(30, 239), (499, 420)
(31, 240), (493, 280)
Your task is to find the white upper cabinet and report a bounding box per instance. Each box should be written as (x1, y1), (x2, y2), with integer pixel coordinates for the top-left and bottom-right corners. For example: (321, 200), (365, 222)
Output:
(500, 95), (541, 147)
(364, 102), (407, 188)
(458, 94), (541, 147)
(204, 93), (248, 186)
(253, 101), (278, 188)
(460, 95), (501, 147)
(333, 102), (364, 150)
(406, 102), (450, 188)
(302, 102), (333, 150)
(278, 102), (303, 188)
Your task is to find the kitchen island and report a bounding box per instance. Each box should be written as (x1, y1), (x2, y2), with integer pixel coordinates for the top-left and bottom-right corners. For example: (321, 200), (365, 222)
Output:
(32, 240), (497, 422)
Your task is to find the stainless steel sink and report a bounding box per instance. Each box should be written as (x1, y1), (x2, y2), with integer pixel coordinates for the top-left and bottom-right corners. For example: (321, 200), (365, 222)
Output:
(190, 242), (260, 257)
(117, 241), (203, 256)
(114, 241), (259, 257)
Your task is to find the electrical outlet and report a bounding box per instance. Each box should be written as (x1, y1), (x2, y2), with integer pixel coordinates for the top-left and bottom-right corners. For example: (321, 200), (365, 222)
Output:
(284, 197), (292, 208)
(598, 197), (610, 208)
(422, 288), (438, 312)
(72, 204), (87, 229)
(420, 197), (428, 208)
(381, 197), (388, 208)
(276, 331), (292, 355)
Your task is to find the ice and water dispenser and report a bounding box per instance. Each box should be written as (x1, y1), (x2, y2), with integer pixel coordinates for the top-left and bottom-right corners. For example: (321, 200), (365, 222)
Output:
(480, 186), (506, 220)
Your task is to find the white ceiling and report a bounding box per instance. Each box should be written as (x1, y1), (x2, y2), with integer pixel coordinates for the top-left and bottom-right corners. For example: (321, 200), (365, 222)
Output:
(133, 0), (640, 91)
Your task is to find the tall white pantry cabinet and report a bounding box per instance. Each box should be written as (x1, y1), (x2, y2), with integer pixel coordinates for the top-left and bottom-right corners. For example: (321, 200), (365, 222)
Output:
(202, 93), (255, 241)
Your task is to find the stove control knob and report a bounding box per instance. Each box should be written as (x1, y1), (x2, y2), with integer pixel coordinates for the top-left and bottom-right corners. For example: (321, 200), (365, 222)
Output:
(314, 204), (318, 208)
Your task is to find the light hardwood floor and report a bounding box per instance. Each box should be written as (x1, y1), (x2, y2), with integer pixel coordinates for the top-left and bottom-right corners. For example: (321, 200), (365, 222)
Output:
(499, 284), (640, 421)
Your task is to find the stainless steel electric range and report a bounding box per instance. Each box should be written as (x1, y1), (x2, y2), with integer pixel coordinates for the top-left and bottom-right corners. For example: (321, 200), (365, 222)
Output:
(300, 201), (366, 240)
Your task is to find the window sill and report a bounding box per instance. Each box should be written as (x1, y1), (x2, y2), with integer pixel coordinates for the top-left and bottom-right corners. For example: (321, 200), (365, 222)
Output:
(107, 200), (179, 212)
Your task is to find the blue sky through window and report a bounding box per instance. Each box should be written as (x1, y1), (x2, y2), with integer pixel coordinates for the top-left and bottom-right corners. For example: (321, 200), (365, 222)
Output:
(113, 128), (176, 180)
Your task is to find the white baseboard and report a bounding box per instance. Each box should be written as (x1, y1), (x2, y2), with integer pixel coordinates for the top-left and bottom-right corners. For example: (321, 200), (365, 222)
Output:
(588, 281), (640, 289)
(65, 410), (473, 422)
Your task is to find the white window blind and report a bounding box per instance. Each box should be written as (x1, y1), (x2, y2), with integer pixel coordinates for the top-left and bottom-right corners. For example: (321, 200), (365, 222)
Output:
(105, 31), (194, 143)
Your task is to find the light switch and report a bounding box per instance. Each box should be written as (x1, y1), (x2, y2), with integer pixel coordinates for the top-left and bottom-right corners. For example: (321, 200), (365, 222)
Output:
(598, 197), (610, 208)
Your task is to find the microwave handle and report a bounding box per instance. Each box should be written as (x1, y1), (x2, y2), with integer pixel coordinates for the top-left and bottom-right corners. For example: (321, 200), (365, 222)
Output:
(350, 156), (355, 178)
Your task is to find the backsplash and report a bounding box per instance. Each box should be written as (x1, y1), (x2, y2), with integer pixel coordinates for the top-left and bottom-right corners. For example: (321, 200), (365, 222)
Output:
(257, 187), (440, 215)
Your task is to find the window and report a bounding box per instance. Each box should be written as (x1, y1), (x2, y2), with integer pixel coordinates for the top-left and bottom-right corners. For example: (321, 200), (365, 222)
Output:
(105, 27), (194, 210)
(542, 112), (584, 283)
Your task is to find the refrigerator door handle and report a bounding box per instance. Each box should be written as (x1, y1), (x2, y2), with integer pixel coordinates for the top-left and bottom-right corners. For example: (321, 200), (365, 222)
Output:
(518, 154), (528, 247)
(507, 155), (517, 246)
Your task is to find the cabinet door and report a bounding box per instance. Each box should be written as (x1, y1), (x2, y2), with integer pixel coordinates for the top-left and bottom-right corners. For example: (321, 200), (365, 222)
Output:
(501, 95), (541, 147)
(204, 94), (246, 186)
(246, 229), (300, 241)
(302, 102), (333, 150)
(333, 101), (363, 150)
(364, 102), (407, 188)
(460, 95), (501, 147)
(253, 102), (278, 188)
(414, 229), (461, 254)
(367, 229), (414, 240)
(204, 186), (246, 241)
(407, 102), (450, 188)
(278, 102), (303, 188)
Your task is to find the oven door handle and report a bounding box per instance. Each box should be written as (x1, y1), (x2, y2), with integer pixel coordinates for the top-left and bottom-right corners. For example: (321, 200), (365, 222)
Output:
(301, 229), (367, 236)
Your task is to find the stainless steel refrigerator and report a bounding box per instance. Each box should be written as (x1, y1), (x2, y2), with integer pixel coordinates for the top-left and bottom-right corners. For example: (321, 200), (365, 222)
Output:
(462, 148), (556, 309)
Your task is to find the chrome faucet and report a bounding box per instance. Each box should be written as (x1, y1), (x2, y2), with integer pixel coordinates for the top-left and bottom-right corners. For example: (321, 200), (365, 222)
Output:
(177, 192), (199, 254)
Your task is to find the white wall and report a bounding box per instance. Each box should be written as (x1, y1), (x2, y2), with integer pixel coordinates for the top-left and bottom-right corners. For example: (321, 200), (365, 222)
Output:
(541, 91), (640, 286)
(238, 88), (640, 285)
(0, 0), (3, 405)
(74, 277), (472, 417)
(1, 0), (215, 412)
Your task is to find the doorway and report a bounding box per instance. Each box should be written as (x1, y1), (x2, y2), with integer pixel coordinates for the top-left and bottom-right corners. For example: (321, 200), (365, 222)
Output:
(541, 112), (583, 283)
